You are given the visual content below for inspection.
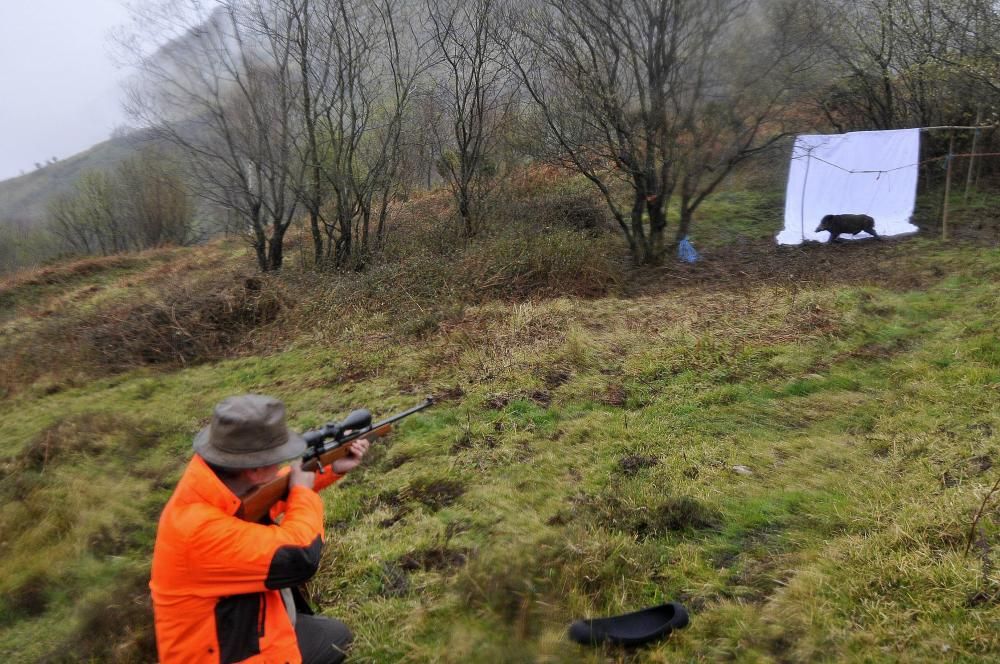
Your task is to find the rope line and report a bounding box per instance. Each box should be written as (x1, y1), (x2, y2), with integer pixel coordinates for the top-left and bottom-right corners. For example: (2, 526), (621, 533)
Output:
(792, 150), (1000, 175)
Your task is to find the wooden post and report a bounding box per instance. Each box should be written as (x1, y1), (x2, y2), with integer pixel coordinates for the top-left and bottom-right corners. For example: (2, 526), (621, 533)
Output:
(964, 108), (982, 203)
(942, 132), (955, 241)
(800, 151), (811, 242)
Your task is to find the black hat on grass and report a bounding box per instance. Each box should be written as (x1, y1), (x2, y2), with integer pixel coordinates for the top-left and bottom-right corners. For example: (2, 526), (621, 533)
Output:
(568, 601), (689, 647)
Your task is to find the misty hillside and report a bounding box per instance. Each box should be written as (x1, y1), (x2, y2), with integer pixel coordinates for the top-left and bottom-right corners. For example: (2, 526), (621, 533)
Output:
(0, 129), (162, 229)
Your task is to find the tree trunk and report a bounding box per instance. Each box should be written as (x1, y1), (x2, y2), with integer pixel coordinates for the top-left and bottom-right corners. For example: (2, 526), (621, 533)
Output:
(881, 69), (894, 129)
(675, 206), (693, 244)
(253, 235), (268, 272)
(647, 198), (667, 263)
(250, 205), (268, 272)
(361, 203), (371, 252)
(336, 208), (352, 266)
(309, 207), (323, 265)
(459, 190), (472, 237)
(323, 225), (335, 263)
(376, 180), (392, 247)
(268, 225), (285, 271)
(292, 0), (323, 267)
(629, 187), (652, 264)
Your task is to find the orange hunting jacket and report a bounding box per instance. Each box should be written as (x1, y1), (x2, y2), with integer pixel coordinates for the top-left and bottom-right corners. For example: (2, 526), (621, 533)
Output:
(150, 455), (341, 664)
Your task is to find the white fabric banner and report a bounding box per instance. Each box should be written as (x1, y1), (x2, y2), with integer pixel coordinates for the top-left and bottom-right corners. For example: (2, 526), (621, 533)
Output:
(777, 128), (921, 245)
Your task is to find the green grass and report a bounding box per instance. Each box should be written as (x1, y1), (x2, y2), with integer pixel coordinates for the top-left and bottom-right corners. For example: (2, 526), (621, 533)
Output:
(1, 193), (999, 662)
(679, 189), (786, 247)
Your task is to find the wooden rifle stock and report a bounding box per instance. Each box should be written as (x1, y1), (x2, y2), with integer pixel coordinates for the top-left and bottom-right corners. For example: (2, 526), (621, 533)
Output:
(235, 424), (392, 523)
(234, 397), (433, 522)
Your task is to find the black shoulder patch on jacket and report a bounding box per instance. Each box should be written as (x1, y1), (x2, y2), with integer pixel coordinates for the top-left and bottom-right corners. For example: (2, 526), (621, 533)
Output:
(265, 535), (323, 589)
(215, 593), (264, 663)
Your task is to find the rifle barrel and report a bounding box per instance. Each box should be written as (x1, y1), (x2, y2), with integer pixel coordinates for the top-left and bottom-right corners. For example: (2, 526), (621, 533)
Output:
(306, 396), (435, 460)
(237, 397), (434, 521)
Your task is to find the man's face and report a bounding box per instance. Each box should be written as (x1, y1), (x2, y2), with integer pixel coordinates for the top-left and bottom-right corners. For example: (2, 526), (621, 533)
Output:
(245, 463), (282, 486)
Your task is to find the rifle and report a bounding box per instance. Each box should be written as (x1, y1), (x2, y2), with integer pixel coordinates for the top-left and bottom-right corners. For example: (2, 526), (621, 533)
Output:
(236, 396), (435, 522)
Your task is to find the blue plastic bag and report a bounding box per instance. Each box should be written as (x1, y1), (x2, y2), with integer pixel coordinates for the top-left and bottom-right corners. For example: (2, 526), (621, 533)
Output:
(677, 236), (699, 263)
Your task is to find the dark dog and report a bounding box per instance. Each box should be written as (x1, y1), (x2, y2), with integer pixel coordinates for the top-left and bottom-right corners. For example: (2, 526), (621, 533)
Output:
(816, 214), (879, 242)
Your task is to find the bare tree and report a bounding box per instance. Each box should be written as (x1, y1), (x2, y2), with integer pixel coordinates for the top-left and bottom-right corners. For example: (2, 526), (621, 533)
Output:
(426, 0), (518, 237)
(46, 150), (197, 258)
(507, 0), (815, 263)
(116, 148), (198, 248)
(911, 0), (1000, 108)
(276, 0), (333, 265)
(399, 88), (446, 194)
(802, 0), (997, 132)
(49, 192), (95, 256)
(310, 0), (425, 266)
(0, 219), (58, 274)
(815, 0), (930, 129)
(671, 0), (820, 241)
(48, 171), (124, 256)
(123, 1), (303, 271)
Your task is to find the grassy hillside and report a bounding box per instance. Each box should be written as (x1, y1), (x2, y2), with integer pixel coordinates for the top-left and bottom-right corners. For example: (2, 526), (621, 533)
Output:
(0, 130), (159, 228)
(0, 186), (998, 662)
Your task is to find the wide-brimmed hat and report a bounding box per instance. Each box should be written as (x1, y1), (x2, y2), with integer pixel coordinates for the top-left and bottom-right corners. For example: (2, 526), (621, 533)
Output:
(192, 395), (306, 469)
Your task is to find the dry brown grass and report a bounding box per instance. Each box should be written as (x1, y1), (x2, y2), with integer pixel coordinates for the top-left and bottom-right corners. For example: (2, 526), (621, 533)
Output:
(81, 274), (286, 369)
(0, 254), (145, 290)
(0, 263), (287, 396)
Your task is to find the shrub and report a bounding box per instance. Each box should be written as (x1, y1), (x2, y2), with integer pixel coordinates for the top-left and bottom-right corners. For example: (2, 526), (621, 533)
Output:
(82, 274), (286, 369)
(460, 227), (621, 299)
(499, 189), (612, 233)
(0, 271), (287, 395)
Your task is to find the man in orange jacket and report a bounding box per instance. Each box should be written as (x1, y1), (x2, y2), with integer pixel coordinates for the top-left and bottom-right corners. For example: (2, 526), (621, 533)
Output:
(151, 395), (369, 664)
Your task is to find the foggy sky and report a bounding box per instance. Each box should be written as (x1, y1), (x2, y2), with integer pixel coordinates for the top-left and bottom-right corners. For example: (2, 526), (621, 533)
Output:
(0, 0), (131, 181)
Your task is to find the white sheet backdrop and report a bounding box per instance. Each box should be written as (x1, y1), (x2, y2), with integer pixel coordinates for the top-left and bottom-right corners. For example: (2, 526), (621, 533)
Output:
(777, 128), (921, 245)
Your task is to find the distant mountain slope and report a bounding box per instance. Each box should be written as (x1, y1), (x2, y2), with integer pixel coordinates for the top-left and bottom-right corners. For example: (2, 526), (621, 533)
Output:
(0, 129), (161, 229)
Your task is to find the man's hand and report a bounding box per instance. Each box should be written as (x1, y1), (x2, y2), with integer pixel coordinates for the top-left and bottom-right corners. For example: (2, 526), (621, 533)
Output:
(331, 438), (370, 475)
(288, 460), (316, 490)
